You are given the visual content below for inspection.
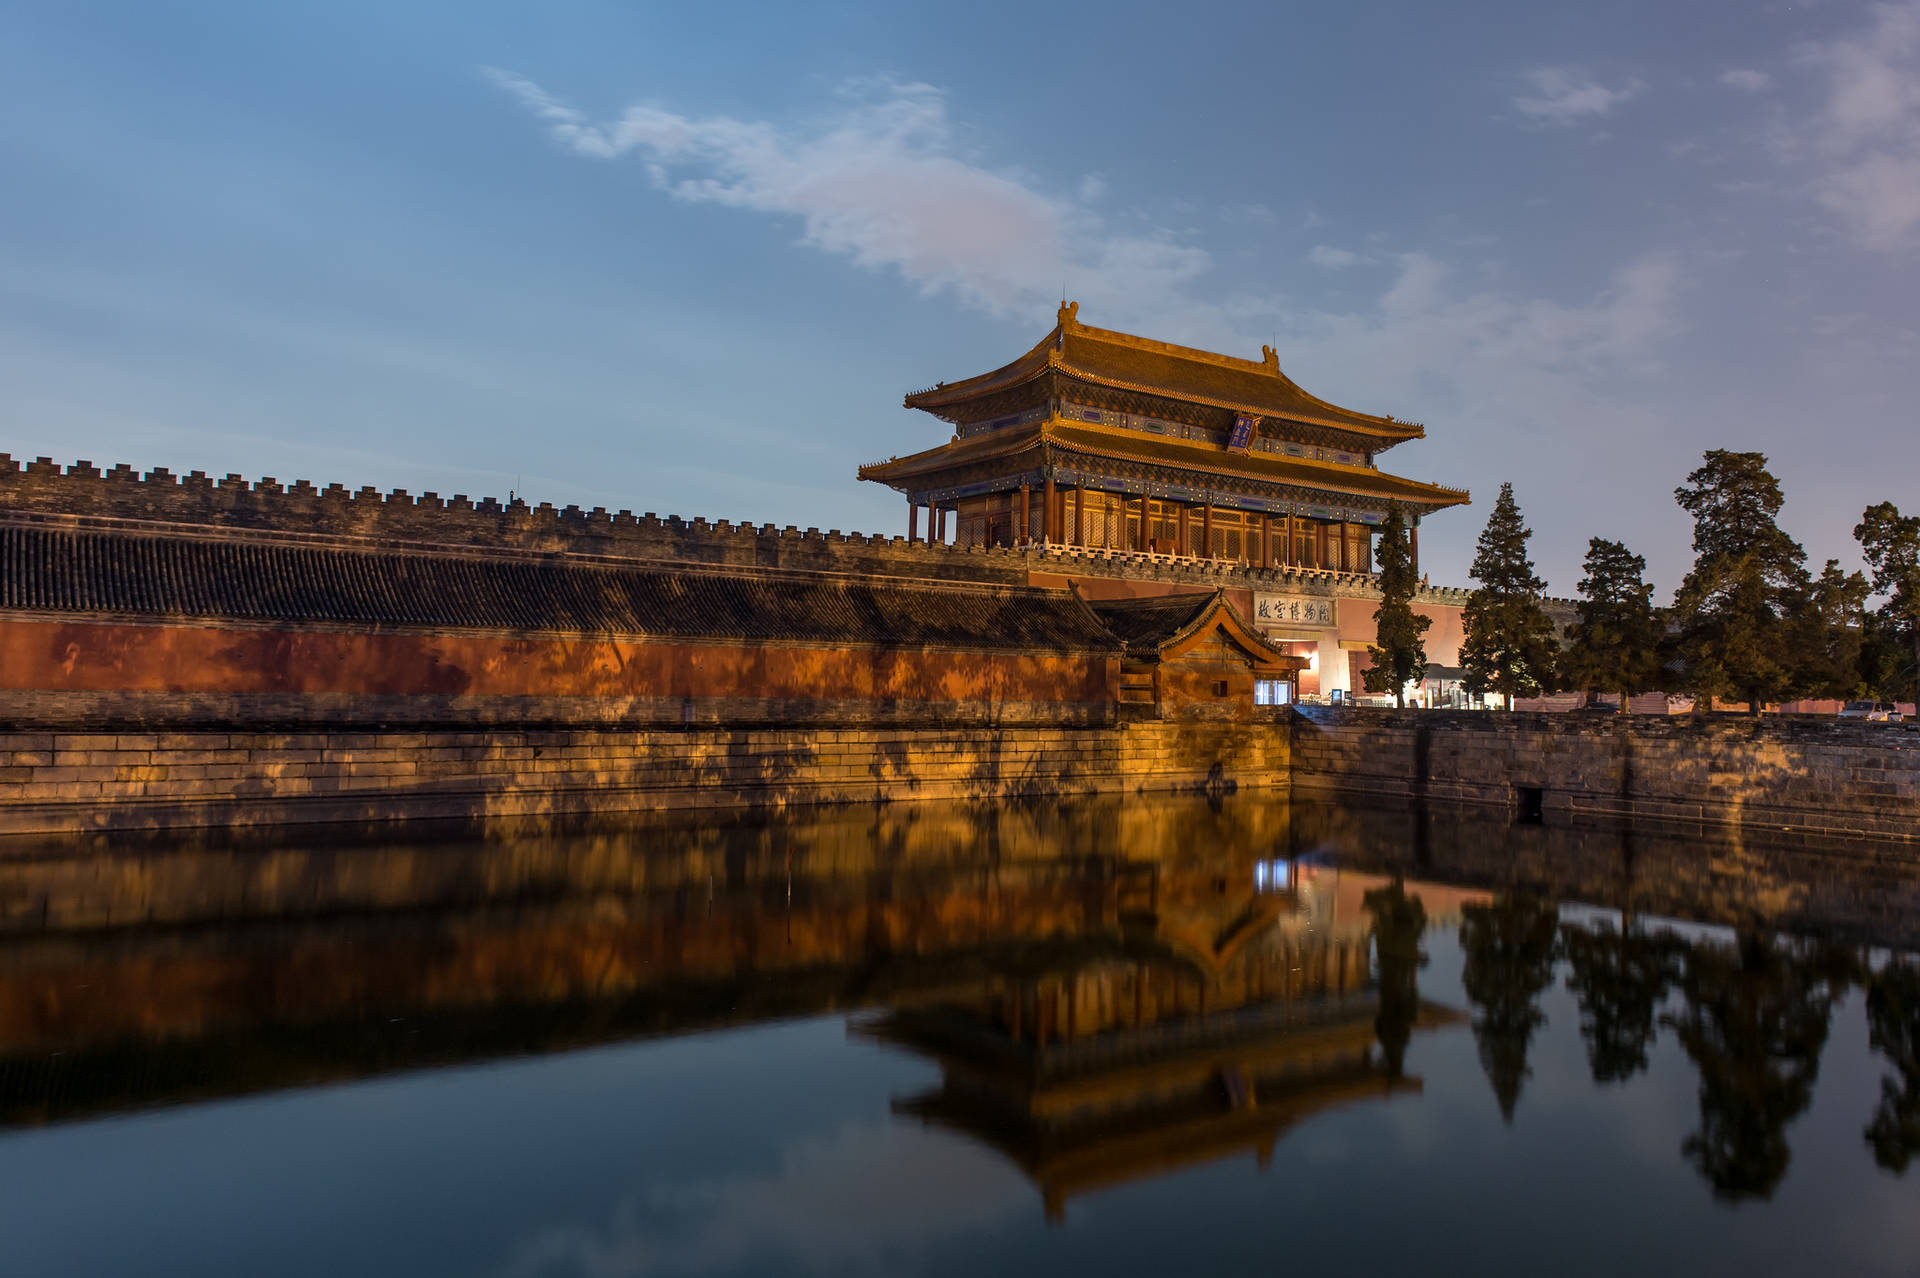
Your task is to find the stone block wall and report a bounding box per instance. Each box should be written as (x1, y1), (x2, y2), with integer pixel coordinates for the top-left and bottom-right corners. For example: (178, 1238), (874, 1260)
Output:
(1291, 706), (1920, 840)
(0, 717), (1290, 835)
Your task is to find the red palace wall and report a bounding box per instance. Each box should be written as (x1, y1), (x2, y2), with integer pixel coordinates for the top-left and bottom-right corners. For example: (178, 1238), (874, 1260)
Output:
(0, 618), (1121, 726)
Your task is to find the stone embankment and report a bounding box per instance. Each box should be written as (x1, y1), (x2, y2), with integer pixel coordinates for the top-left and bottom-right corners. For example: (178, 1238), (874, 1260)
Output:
(1290, 705), (1920, 841)
(0, 720), (1288, 836)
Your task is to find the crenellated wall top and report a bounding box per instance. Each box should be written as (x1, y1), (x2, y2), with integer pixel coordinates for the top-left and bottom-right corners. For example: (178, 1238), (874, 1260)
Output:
(0, 453), (1473, 601)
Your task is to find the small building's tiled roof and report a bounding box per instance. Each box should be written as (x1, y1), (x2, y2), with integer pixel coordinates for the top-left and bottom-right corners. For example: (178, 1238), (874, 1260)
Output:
(903, 303), (1424, 444)
(1087, 593), (1220, 656)
(0, 522), (1122, 652)
(1088, 590), (1303, 670)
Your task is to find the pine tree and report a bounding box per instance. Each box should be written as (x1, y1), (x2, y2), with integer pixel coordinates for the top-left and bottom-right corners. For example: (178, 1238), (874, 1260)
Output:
(1460, 483), (1559, 706)
(1855, 502), (1920, 711)
(1795, 560), (1871, 702)
(1564, 537), (1664, 713)
(1363, 504), (1430, 708)
(1670, 451), (1810, 714)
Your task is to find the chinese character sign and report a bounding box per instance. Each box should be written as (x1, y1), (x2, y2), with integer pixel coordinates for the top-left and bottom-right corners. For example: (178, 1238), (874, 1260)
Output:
(1227, 414), (1257, 452)
(1253, 594), (1335, 627)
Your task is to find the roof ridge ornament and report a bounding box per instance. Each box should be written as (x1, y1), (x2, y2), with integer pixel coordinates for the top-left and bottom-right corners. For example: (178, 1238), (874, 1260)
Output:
(1058, 299), (1079, 329)
(1261, 345), (1280, 373)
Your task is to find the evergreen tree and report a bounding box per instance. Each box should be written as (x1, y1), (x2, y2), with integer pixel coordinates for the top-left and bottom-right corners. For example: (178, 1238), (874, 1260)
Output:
(1460, 483), (1559, 706)
(1563, 537), (1664, 712)
(1670, 451), (1810, 714)
(1795, 560), (1871, 701)
(1363, 504), (1431, 708)
(1855, 502), (1920, 710)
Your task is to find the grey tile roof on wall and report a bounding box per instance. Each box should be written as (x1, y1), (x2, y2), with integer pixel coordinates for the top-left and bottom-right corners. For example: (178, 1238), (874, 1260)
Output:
(1087, 593), (1220, 655)
(0, 524), (1121, 652)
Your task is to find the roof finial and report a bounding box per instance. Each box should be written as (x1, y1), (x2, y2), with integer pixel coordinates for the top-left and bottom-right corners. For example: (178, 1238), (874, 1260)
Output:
(1058, 299), (1079, 329)
(1261, 343), (1279, 372)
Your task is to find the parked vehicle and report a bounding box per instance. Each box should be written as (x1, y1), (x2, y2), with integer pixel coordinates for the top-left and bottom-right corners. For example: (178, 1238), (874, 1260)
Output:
(1839, 700), (1905, 722)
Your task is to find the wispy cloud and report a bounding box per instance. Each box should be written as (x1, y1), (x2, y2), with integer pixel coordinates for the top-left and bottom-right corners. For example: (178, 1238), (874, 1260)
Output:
(484, 70), (1205, 320)
(1511, 66), (1644, 125)
(1306, 245), (1375, 269)
(1719, 68), (1773, 93)
(494, 1119), (1026, 1278)
(1796, 1), (1920, 250)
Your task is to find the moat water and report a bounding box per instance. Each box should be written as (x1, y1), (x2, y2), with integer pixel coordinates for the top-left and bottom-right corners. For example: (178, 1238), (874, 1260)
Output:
(0, 797), (1915, 1276)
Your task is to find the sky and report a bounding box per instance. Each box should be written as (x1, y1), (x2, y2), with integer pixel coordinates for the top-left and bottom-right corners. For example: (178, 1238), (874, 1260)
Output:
(2, 0), (1916, 594)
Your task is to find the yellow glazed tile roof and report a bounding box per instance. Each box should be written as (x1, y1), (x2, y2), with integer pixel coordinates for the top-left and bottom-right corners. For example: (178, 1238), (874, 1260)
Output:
(903, 302), (1425, 443)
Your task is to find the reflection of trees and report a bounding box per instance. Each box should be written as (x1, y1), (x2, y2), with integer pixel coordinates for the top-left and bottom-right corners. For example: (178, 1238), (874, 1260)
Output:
(1663, 933), (1838, 1201)
(1560, 921), (1682, 1084)
(1364, 880), (1427, 1080)
(1459, 895), (1559, 1122)
(1865, 961), (1920, 1173)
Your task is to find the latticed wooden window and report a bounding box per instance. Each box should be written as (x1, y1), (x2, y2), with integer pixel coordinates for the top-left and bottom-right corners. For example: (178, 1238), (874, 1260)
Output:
(1294, 522), (1316, 567)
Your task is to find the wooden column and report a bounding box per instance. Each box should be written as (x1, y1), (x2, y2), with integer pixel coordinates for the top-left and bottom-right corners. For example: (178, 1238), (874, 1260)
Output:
(1073, 487), (1084, 547)
(1410, 521), (1420, 578)
(907, 500), (918, 544)
(1283, 513), (1295, 567)
(1258, 513), (1270, 569)
(1337, 520), (1350, 572)
(1019, 485), (1031, 545)
(1043, 475), (1056, 544)
(1177, 502), (1189, 556)
(1316, 521), (1328, 570)
(1202, 501), (1214, 560)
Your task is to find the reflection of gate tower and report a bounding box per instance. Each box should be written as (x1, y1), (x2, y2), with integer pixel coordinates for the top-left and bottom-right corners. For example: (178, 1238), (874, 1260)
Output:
(864, 879), (1463, 1223)
(860, 302), (1469, 572)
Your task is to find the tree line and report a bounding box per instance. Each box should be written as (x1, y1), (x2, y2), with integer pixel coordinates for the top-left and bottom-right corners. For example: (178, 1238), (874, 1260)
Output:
(1363, 450), (1920, 713)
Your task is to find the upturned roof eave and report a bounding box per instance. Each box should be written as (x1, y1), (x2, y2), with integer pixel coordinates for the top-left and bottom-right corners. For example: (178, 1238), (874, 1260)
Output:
(859, 419), (1470, 509)
(901, 306), (1425, 445)
(901, 329), (1061, 414)
(1156, 592), (1306, 668)
(1042, 422), (1469, 508)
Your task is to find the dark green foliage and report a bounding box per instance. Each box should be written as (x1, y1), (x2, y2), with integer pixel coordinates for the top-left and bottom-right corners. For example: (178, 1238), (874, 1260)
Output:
(1795, 560), (1872, 701)
(1663, 933), (1837, 1201)
(1865, 961), (1920, 1173)
(1563, 538), (1664, 712)
(1364, 878), (1428, 1079)
(1855, 502), (1920, 709)
(1459, 893), (1559, 1121)
(1670, 451), (1810, 713)
(1363, 505), (1431, 708)
(1460, 483), (1559, 705)
(1561, 921), (1683, 1083)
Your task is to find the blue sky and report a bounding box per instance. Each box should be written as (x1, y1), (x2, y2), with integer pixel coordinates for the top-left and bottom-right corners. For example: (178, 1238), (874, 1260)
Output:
(2, 0), (1916, 592)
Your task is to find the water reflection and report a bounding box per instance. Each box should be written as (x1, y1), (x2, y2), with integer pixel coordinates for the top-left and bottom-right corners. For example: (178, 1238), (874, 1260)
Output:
(0, 794), (1916, 1241)
(1560, 917), (1681, 1084)
(1665, 933), (1843, 1200)
(1866, 961), (1920, 1172)
(1362, 879), (1426, 1081)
